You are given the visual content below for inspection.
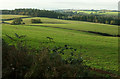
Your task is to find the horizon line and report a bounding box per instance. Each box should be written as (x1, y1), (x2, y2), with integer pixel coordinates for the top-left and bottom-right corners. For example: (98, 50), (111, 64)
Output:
(0, 8), (118, 11)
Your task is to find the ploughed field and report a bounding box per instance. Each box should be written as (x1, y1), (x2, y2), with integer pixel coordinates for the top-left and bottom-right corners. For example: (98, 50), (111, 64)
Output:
(2, 15), (118, 73)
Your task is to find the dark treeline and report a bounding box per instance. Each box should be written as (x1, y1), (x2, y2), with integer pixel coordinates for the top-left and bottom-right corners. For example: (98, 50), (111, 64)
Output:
(64, 14), (119, 25)
(2, 9), (66, 18)
(58, 12), (119, 25)
(2, 9), (119, 25)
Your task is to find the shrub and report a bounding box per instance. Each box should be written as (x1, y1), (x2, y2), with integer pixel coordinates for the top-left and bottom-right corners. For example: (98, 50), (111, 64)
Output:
(2, 21), (5, 23)
(2, 39), (33, 79)
(2, 41), (88, 78)
(31, 19), (42, 23)
(2, 34), (86, 78)
(2, 34), (114, 78)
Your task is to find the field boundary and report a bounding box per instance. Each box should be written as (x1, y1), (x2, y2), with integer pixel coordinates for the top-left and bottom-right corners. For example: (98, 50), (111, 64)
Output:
(89, 67), (120, 78)
(29, 25), (120, 37)
(2, 17), (33, 21)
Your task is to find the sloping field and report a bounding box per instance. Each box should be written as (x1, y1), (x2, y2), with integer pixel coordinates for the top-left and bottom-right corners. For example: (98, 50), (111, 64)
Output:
(2, 15), (118, 73)
(1, 14), (28, 19)
(5, 17), (119, 36)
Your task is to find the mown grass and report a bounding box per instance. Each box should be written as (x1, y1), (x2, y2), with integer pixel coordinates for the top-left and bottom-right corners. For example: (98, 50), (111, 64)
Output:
(2, 15), (118, 74)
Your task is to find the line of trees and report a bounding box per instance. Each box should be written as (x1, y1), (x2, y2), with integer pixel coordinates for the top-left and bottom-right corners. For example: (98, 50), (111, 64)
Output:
(2, 9), (66, 18)
(59, 13), (119, 25)
(2, 9), (119, 25)
(69, 15), (119, 25)
(55, 10), (119, 25)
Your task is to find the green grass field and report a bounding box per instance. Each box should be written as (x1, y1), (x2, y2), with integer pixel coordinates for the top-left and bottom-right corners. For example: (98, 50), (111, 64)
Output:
(73, 11), (118, 16)
(1, 15), (28, 19)
(6, 17), (119, 36)
(2, 15), (118, 73)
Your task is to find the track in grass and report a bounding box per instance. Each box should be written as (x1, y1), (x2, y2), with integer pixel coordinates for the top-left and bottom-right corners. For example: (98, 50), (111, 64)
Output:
(29, 25), (119, 37)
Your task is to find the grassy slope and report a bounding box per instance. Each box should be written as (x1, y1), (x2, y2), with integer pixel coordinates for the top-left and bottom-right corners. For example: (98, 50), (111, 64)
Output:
(6, 17), (119, 36)
(0, 14), (29, 23)
(1, 15), (28, 19)
(2, 15), (118, 72)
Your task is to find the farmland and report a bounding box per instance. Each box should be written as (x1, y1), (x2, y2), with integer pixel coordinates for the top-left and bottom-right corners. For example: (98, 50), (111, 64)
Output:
(1, 15), (28, 19)
(73, 10), (118, 16)
(2, 15), (118, 74)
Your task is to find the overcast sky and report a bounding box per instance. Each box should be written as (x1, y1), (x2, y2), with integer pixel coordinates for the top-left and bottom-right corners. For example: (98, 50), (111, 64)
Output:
(0, 0), (119, 10)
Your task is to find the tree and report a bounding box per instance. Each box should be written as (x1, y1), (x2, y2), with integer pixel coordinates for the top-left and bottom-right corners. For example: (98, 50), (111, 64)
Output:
(2, 9), (66, 18)
(11, 18), (25, 25)
(110, 20), (115, 25)
(105, 21), (109, 24)
(31, 19), (42, 23)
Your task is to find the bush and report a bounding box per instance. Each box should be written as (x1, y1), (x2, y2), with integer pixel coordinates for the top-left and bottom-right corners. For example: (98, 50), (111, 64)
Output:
(2, 34), (114, 78)
(2, 40), (33, 79)
(2, 43), (88, 78)
(31, 19), (42, 23)
(2, 34), (86, 78)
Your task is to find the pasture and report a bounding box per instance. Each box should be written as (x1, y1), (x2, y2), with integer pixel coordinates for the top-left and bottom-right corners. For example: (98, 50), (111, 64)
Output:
(73, 11), (118, 16)
(2, 15), (118, 73)
(1, 15), (28, 19)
